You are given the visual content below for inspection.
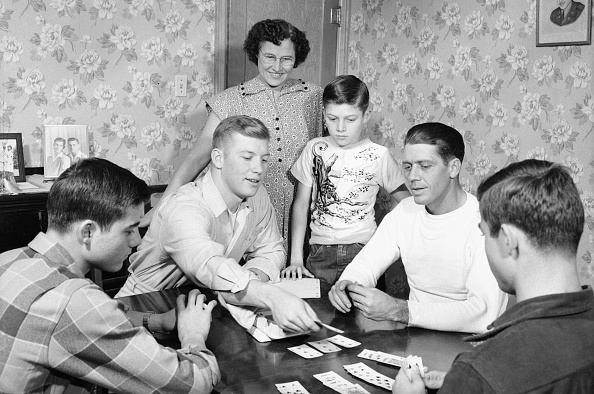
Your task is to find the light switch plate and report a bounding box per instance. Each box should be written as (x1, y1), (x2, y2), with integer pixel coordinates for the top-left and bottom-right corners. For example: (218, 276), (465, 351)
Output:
(174, 74), (187, 97)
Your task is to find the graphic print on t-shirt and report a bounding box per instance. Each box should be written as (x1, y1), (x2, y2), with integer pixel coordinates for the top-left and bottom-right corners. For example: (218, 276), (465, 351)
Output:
(310, 140), (375, 228)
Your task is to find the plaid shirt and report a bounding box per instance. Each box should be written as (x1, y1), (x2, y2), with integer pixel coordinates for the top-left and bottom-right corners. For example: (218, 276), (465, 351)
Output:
(0, 233), (220, 394)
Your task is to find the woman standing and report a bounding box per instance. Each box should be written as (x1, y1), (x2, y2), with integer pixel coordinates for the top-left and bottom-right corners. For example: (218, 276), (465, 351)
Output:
(142, 19), (323, 248)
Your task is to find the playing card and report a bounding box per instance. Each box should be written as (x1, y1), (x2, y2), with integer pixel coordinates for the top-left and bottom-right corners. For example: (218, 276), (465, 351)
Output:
(344, 362), (395, 391)
(357, 349), (378, 360)
(327, 334), (361, 348)
(404, 355), (425, 380)
(314, 371), (355, 393)
(343, 384), (372, 394)
(375, 351), (406, 367)
(308, 339), (342, 353)
(275, 381), (310, 394)
(288, 344), (324, 359)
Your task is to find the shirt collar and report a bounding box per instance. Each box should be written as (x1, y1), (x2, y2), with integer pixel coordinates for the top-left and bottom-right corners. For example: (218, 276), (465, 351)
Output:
(239, 76), (311, 96)
(201, 170), (253, 217)
(465, 286), (593, 342)
(28, 232), (85, 278)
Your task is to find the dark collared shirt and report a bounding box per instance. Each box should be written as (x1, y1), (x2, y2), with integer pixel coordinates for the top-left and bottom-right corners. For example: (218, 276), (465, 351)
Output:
(440, 286), (594, 393)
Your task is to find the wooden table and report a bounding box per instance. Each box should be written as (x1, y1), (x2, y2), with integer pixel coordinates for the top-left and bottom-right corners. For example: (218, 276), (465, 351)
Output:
(118, 286), (474, 394)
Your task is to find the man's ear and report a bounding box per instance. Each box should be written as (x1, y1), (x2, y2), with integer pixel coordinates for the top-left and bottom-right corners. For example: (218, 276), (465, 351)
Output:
(448, 158), (461, 178)
(76, 220), (99, 247)
(211, 147), (223, 169)
(499, 223), (520, 260)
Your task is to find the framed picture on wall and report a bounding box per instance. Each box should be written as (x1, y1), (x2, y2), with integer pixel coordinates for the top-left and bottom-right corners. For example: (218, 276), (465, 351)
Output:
(0, 133), (26, 182)
(44, 125), (89, 178)
(537, 0), (592, 46)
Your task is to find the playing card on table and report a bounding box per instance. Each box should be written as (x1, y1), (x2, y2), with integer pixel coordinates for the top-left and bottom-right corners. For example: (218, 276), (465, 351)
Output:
(327, 334), (361, 348)
(308, 339), (342, 353)
(375, 351), (406, 367)
(314, 371), (353, 392)
(313, 371), (371, 394)
(343, 385), (372, 394)
(357, 349), (406, 367)
(288, 344), (323, 359)
(275, 381), (310, 394)
(344, 362), (395, 391)
(357, 349), (378, 361)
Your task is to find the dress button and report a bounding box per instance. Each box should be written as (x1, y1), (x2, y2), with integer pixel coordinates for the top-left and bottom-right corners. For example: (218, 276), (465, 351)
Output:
(277, 148), (281, 151)
(276, 127), (280, 130)
(276, 117), (280, 121)
(278, 158), (282, 162)
(277, 137), (281, 141)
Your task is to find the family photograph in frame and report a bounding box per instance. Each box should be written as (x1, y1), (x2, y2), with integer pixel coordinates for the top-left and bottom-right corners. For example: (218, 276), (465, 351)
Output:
(537, 0), (592, 46)
(0, 133), (26, 182)
(44, 125), (89, 178)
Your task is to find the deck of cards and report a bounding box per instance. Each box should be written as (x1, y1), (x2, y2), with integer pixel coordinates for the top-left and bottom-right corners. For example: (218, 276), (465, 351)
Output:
(404, 355), (425, 381)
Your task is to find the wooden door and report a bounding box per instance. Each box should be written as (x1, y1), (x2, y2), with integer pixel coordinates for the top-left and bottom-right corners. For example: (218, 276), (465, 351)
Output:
(214, 0), (343, 91)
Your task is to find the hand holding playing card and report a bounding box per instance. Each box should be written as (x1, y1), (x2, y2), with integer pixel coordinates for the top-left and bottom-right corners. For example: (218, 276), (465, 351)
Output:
(393, 364), (425, 394)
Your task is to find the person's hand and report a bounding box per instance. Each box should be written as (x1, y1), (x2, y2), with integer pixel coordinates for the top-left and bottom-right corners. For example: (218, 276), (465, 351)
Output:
(393, 365), (426, 394)
(156, 307), (177, 332)
(423, 370), (447, 390)
(176, 289), (217, 348)
(281, 263), (314, 280)
(139, 207), (155, 228)
(329, 280), (356, 313)
(266, 288), (320, 333)
(347, 284), (408, 323)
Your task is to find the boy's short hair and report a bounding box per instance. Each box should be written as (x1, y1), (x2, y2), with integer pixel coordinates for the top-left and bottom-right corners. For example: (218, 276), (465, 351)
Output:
(477, 159), (584, 255)
(404, 122), (465, 164)
(322, 75), (369, 113)
(54, 137), (66, 147)
(212, 115), (270, 151)
(47, 158), (150, 233)
(67, 137), (80, 144)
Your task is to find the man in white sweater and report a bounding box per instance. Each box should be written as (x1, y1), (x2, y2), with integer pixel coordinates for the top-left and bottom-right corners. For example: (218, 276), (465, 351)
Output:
(329, 122), (507, 334)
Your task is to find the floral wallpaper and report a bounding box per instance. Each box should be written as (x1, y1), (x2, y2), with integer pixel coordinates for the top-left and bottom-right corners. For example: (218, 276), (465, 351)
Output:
(0, 0), (216, 185)
(347, 0), (594, 287)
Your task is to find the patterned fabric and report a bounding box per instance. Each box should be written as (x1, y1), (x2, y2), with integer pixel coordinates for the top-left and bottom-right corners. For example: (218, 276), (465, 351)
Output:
(207, 77), (323, 244)
(117, 170), (284, 297)
(0, 233), (220, 394)
(291, 136), (406, 245)
(340, 193), (508, 333)
(440, 287), (594, 393)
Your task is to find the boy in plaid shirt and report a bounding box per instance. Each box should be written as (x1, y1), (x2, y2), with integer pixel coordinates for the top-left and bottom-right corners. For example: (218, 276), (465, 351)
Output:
(0, 158), (220, 393)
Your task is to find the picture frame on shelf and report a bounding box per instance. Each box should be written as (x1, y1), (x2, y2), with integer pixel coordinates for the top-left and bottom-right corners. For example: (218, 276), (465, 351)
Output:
(44, 125), (89, 179)
(537, 0), (592, 46)
(0, 133), (26, 182)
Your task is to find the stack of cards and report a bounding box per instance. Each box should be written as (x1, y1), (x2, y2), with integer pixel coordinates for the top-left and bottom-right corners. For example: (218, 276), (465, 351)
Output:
(343, 362), (395, 391)
(275, 381), (310, 394)
(404, 355), (425, 380)
(357, 349), (406, 367)
(313, 371), (371, 394)
(288, 335), (361, 359)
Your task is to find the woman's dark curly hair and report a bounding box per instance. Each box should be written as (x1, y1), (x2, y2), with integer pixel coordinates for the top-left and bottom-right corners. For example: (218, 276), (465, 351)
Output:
(243, 19), (310, 68)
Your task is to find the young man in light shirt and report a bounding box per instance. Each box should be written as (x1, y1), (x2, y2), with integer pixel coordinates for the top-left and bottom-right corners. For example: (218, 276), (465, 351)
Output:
(329, 122), (507, 334)
(117, 115), (321, 334)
